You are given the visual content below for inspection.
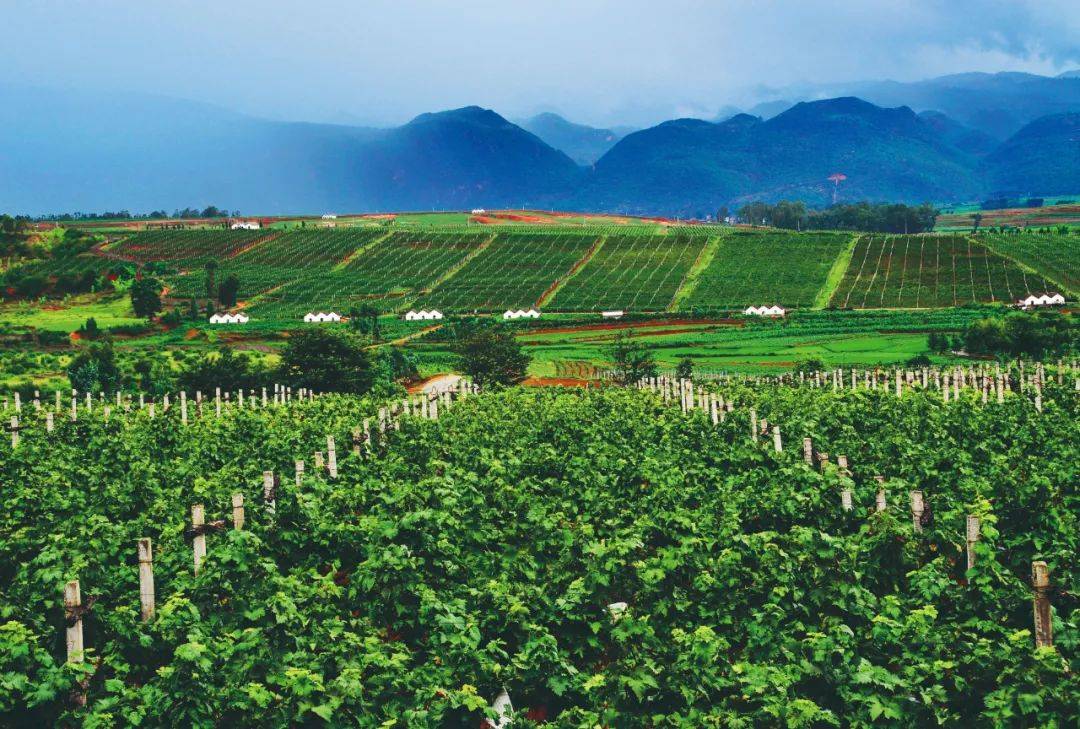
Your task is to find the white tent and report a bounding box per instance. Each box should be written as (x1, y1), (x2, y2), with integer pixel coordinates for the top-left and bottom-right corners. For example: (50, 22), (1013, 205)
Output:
(303, 312), (341, 323)
(763, 305), (786, 317)
(404, 310), (421, 321)
(524, 309), (541, 318)
(502, 310), (520, 320)
(743, 306), (762, 316)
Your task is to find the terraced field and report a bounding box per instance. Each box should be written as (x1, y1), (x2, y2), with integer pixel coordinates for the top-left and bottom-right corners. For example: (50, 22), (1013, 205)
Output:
(109, 229), (269, 265)
(684, 231), (852, 309)
(831, 235), (1054, 308)
(422, 232), (598, 311)
(549, 233), (709, 311)
(981, 232), (1079, 297)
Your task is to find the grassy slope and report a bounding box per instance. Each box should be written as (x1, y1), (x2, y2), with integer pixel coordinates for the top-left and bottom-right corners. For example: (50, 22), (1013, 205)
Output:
(814, 234), (860, 308)
(668, 235), (723, 311)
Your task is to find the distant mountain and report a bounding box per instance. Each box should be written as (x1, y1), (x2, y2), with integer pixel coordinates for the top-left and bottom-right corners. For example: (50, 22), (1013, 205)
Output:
(355, 107), (583, 209)
(984, 113), (1080, 197)
(0, 89), (580, 214)
(517, 113), (627, 166)
(917, 111), (999, 156)
(574, 97), (985, 215)
(821, 72), (1080, 140)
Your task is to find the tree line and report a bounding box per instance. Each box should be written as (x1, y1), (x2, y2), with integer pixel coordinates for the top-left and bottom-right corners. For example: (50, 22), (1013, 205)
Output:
(736, 201), (938, 233)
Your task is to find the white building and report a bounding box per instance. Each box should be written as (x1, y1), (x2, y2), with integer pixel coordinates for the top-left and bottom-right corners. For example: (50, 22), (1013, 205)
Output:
(744, 305), (786, 317)
(303, 312), (342, 323)
(502, 309), (541, 320)
(404, 310), (444, 321)
(471, 208), (486, 215)
(231, 221), (260, 230)
(601, 310), (624, 319)
(1017, 292), (1066, 309)
(321, 213), (338, 220)
(209, 313), (249, 324)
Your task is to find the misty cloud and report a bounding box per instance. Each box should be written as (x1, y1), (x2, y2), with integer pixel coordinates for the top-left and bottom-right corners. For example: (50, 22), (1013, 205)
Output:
(3, 0), (1078, 127)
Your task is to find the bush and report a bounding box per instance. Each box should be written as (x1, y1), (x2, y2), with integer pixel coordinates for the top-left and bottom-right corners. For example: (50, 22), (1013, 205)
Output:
(129, 276), (163, 318)
(67, 342), (121, 393)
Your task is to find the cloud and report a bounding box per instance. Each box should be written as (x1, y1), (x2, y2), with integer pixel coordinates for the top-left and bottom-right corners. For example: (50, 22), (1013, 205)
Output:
(2, 0), (1077, 127)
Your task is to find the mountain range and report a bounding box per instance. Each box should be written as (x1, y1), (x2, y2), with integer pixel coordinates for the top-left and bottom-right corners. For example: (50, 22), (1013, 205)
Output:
(1, 71), (1078, 216)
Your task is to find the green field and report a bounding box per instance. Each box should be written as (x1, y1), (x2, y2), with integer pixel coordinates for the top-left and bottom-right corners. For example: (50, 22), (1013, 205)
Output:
(981, 232), (1079, 297)
(549, 232), (709, 311)
(830, 235), (1054, 308)
(683, 231), (852, 309)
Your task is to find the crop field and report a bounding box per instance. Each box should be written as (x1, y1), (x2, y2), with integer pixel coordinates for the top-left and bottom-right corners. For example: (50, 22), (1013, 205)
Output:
(683, 231), (852, 309)
(422, 232), (598, 311)
(0, 380), (1076, 725)
(981, 232), (1080, 296)
(109, 229), (270, 265)
(830, 235), (1054, 308)
(549, 233), (709, 311)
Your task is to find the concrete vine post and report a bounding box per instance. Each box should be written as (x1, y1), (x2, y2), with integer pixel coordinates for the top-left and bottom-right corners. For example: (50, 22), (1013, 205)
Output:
(232, 493), (245, 530)
(138, 538), (155, 621)
(295, 460), (304, 489)
(192, 504), (207, 574)
(772, 425), (782, 453)
(965, 515), (980, 572)
(874, 475), (886, 512)
(64, 579), (87, 705)
(263, 471), (276, 516)
(910, 491), (925, 533)
(802, 437), (813, 465)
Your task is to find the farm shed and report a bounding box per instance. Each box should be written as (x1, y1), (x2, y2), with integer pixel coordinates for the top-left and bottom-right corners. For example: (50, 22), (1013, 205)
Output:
(230, 221), (260, 230)
(303, 312), (342, 323)
(744, 305), (786, 317)
(208, 313), (249, 324)
(1017, 293), (1066, 309)
(406, 310), (444, 321)
(601, 310), (625, 319)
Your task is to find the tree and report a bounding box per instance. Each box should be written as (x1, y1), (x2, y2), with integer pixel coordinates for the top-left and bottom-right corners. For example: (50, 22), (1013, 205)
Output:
(927, 331), (950, 353)
(188, 298), (200, 320)
(218, 274), (240, 308)
(278, 329), (376, 393)
(130, 277), (163, 318)
(77, 317), (100, 340)
(675, 357), (694, 380)
(970, 212), (983, 234)
(348, 304), (381, 340)
(793, 358), (826, 375)
(610, 332), (657, 385)
(205, 261), (219, 301)
(378, 347), (419, 383)
(67, 342), (121, 393)
(178, 347), (268, 393)
(454, 327), (530, 387)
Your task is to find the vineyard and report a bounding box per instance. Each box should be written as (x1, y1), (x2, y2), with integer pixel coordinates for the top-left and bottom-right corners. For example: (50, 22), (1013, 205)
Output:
(683, 231), (853, 309)
(830, 235), (1055, 309)
(0, 371), (1076, 725)
(982, 232), (1079, 297)
(548, 233), (709, 311)
(9, 226), (1078, 318)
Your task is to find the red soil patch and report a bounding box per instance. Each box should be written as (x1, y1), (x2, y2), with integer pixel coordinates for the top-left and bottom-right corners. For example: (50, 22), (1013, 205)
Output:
(522, 376), (592, 387)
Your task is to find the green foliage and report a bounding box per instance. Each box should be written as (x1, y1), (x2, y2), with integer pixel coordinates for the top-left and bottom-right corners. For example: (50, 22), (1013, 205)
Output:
(278, 329), (376, 393)
(454, 326), (530, 386)
(964, 312), (1076, 358)
(675, 357), (693, 380)
(217, 274), (240, 308)
(609, 331), (657, 384)
(129, 277), (163, 319)
(67, 342), (120, 392)
(0, 384), (1077, 725)
(177, 347), (269, 393)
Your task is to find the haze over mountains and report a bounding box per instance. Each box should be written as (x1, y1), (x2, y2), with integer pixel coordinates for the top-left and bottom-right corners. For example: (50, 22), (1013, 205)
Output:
(2, 71), (1078, 217)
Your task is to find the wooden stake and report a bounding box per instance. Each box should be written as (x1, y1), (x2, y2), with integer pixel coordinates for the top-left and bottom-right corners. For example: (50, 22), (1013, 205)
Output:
(232, 493), (245, 530)
(138, 538), (155, 621)
(192, 504), (206, 574)
(1032, 561), (1052, 648)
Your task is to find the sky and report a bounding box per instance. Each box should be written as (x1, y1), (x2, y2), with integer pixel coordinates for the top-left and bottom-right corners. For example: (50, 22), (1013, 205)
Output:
(5, 0), (1079, 128)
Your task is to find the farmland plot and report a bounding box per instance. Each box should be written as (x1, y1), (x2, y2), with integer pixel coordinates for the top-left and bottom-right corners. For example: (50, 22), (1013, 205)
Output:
(683, 231), (851, 309)
(982, 232), (1079, 297)
(831, 235), (1053, 308)
(423, 232), (597, 311)
(109, 229), (269, 265)
(550, 233), (708, 311)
